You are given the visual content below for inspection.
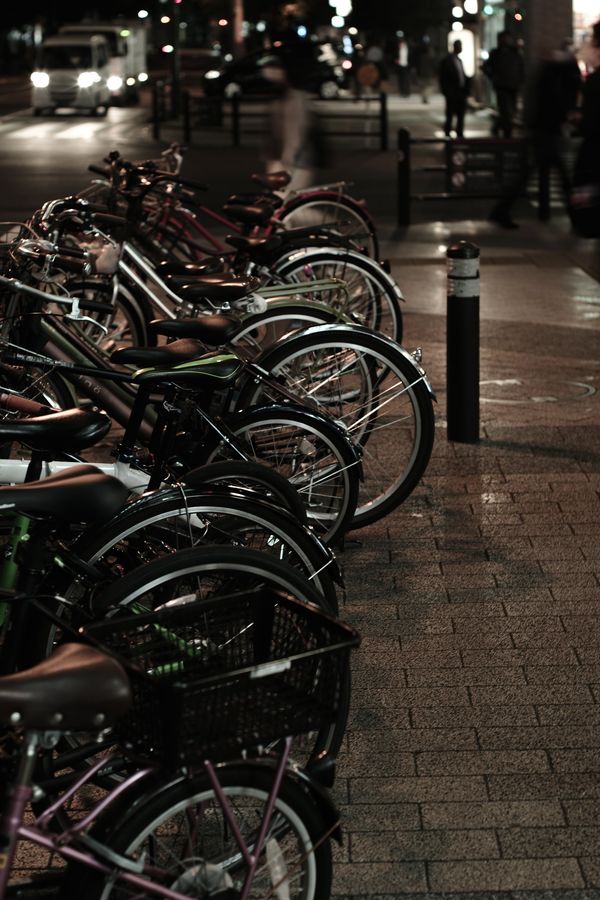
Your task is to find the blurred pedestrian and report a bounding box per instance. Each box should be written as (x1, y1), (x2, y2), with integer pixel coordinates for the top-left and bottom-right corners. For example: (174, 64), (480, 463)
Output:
(483, 31), (525, 138)
(573, 22), (600, 194)
(488, 40), (581, 228)
(438, 39), (469, 138)
(415, 38), (435, 104)
(265, 3), (323, 189)
(395, 36), (411, 97)
(568, 20), (600, 237)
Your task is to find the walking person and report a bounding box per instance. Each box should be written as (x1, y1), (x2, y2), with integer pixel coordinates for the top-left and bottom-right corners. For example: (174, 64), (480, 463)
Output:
(438, 39), (469, 138)
(569, 20), (600, 237)
(483, 30), (525, 138)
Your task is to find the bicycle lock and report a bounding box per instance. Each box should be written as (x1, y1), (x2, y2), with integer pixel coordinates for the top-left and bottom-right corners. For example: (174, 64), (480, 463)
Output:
(446, 241), (480, 443)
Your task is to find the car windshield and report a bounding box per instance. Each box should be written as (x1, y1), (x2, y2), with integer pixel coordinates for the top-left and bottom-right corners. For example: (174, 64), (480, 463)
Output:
(63, 30), (119, 55)
(40, 46), (93, 69)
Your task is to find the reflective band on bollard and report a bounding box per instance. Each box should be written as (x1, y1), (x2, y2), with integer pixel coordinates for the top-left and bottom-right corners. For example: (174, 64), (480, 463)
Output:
(446, 241), (480, 443)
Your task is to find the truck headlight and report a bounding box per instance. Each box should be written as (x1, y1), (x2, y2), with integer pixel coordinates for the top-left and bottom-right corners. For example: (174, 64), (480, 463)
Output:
(77, 71), (101, 89)
(31, 71), (50, 88)
(107, 75), (123, 92)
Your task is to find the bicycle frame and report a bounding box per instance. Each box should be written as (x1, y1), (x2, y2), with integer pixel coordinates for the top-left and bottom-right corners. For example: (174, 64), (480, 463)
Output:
(0, 732), (296, 899)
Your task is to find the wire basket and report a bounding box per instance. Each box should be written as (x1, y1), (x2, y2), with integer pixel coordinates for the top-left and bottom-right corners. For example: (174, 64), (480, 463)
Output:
(84, 587), (360, 769)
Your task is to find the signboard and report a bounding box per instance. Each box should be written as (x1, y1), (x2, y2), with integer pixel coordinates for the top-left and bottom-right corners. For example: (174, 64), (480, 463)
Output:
(445, 138), (529, 195)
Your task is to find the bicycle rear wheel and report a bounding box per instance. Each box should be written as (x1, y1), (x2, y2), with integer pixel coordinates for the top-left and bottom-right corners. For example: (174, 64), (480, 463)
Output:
(238, 325), (435, 529)
(278, 190), (379, 259)
(62, 764), (333, 900)
(274, 247), (403, 343)
(208, 404), (360, 546)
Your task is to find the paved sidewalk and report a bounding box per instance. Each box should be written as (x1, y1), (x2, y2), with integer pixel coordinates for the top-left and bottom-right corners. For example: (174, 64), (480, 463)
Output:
(326, 97), (600, 896)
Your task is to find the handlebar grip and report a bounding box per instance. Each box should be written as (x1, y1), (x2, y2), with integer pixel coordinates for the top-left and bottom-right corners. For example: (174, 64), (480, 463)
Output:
(55, 244), (87, 259)
(54, 255), (93, 275)
(88, 164), (110, 178)
(90, 212), (128, 227)
(78, 299), (114, 314)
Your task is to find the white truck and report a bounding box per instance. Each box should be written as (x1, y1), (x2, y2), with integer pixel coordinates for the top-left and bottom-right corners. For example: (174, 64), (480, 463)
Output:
(58, 21), (148, 104)
(31, 34), (112, 116)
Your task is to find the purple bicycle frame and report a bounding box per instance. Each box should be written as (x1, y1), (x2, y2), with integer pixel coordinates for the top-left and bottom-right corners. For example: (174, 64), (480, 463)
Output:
(0, 739), (293, 899)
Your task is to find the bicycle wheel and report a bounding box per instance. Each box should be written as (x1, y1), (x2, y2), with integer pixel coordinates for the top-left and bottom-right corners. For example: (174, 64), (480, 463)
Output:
(230, 301), (345, 357)
(69, 487), (339, 613)
(183, 459), (308, 523)
(98, 547), (350, 760)
(237, 324), (435, 530)
(208, 404), (360, 546)
(62, 764), (333, 899)
(273, 247), (403, 343)
(278, 190), (379, 259)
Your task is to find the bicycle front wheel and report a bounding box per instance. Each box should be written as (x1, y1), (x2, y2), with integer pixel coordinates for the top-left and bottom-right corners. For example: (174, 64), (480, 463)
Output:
(62, 764), (333, 900)
(238, 325), (435, 530)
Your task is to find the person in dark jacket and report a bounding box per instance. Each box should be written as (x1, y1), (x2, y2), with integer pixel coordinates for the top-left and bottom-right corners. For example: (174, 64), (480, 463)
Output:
(483, 30), (525, 137)
(574, 21), (600, 187)
(438, 39), (469, 137)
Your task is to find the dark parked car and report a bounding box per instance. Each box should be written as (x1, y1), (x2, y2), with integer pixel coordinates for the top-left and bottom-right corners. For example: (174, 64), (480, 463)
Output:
(202, 47), (346, 99)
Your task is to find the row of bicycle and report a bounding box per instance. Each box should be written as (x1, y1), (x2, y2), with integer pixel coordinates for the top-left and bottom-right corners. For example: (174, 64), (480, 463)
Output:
(0, 148), (435, 897)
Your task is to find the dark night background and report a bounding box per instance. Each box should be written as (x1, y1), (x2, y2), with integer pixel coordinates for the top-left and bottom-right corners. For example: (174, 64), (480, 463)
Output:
(3, 1), (449, 37)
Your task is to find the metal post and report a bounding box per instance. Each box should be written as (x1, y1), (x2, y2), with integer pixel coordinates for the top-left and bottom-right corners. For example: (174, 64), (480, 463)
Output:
(397, 128), (411, 226)
(182, 89), (191, 145)
(231, 93), (240, 147)
(170, 0), (181, 118)
(379, 91), (388, 151)
(446, 241), (480, 443)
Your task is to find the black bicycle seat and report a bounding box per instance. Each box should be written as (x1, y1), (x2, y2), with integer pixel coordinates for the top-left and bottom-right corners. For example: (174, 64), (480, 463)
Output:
(157, 259), (224, 277)
(0, 465), (129, 524)
(0, 409), (112, 452)
(130, 347), (244, 387)
(226, 192), (284, 210)
(0, 643), (132, 731)
(173, 274), (258, 303)
(147, 315), (240, 346)
(225, 234), (284, 255)
(221, 203), (274, 227)
(250, 170), (292, 191)
(112, 337), (206, 368)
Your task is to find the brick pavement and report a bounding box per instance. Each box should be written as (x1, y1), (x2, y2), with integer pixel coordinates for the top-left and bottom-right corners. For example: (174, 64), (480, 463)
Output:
(331, 225), (600, 896)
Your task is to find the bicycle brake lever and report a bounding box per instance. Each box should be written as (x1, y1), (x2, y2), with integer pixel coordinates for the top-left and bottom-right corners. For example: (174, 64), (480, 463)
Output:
(64, 312), (109, 335)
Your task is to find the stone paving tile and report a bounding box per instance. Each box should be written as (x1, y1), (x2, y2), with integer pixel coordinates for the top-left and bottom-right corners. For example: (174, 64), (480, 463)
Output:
(427, 859), (584, 892)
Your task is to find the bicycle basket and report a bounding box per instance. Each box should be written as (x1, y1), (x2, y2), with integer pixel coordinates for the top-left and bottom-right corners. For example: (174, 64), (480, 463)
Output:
(84, 587), (360, 768)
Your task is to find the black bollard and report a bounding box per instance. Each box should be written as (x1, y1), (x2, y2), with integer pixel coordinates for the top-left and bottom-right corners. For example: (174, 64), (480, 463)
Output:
(446, 241), (480, 443)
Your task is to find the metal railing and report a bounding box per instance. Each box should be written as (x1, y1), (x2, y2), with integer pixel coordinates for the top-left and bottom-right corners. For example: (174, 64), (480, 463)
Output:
(396, 127), (553, 226)
(151, 82), (388, 151)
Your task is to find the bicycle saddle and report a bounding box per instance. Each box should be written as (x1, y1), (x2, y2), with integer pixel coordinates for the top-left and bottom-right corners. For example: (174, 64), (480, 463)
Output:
(0, 465), (129, 523)
(221, 203), (274, 227)
(0, 643), (132, 731)
(170, 274), (259, 302)
(225, 234), (284, 255)
(112, 337), (207, 367)
(147, 314), (240, 345)
(0, 409), (112, 452)
(226, 192), (284, 210)
(251, 170), (292, 191)
(157, 258), (223, 277)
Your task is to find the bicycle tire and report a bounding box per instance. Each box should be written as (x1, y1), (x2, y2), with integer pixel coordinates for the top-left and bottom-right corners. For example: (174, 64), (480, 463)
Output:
(230, 301), (346, 356)
(183, 459), (308, 523)
(237, 324), (435, 529)
(278, 190), (379, 259)
(273, 246), (403, 343)
(61, 764), (333, 900)
(208, 404), (360, 546)
(70, 487), (339, 613)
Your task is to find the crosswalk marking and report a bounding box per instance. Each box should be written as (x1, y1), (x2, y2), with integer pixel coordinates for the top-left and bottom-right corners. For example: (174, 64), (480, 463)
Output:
(54, 122), (106, 140)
